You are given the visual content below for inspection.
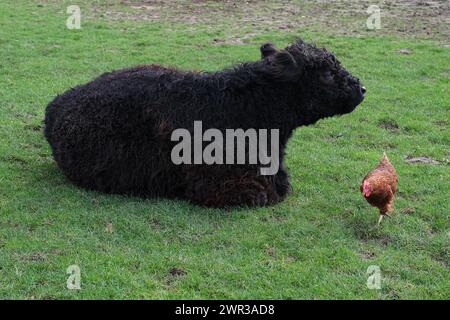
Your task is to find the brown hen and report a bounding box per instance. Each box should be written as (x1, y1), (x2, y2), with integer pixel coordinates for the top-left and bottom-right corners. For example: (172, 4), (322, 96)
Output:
(361, 152), (398, 226)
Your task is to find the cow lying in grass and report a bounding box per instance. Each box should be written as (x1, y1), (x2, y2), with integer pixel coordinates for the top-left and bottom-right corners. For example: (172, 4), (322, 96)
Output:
(44, 39), (365, 207)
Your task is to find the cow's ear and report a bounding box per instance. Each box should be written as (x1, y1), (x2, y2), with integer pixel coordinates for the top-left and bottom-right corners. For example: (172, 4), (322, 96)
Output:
(260, 42), (279, 58)
(266, 50), (299, 81)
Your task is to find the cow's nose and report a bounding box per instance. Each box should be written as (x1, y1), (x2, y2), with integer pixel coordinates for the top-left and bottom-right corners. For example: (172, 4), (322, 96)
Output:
(361, 86), (366, 95)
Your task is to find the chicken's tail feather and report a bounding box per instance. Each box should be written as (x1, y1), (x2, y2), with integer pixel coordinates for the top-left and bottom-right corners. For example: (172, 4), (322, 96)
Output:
(381, 151), (389, 163)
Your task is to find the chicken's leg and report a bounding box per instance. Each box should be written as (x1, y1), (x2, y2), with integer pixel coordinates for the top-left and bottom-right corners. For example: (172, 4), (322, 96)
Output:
(376, 206), (392, 227)
(377, 214), (384, 226)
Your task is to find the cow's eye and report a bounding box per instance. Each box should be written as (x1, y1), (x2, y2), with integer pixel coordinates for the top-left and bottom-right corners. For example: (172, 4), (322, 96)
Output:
(320, 71), (334, 84)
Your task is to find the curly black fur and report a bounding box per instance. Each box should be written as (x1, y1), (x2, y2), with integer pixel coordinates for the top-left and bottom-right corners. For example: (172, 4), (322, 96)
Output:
(44, 39), (365, 207)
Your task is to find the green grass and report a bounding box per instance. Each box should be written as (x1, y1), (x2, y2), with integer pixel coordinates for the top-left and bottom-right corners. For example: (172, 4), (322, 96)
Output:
(0, 1), (449, 299)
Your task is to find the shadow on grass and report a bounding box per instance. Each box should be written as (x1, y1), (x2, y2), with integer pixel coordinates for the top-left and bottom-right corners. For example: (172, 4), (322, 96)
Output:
(31, 161), (250, 220)
(347, 214), (392, 246)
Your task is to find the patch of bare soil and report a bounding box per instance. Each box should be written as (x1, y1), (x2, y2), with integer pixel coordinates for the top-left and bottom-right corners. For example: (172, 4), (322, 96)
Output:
(94, 0), (449, 42)
(169, 267), (187, 276)
(378, 119), (400, 131)
(405, 155), (442, 164)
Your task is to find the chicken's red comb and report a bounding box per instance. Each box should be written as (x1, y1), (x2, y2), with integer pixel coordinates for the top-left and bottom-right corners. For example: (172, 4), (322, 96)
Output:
(362, 180), (372, 197)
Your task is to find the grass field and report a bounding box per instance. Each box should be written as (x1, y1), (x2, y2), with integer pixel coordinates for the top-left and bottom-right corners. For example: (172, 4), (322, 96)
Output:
(0, 1), (448, 299)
